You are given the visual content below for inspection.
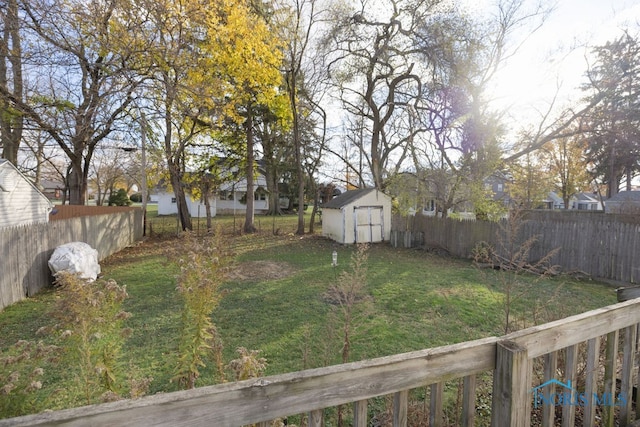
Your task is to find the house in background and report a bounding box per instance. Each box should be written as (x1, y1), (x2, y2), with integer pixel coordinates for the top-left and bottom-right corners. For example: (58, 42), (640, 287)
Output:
(605, 191), (640, 214)
(0, 159), (53, 228)
(571, 192), (603, 211)
(419, 171), (512, 218)
(156, 190), (215, 218)
(485, 171), (512, 206)
(539, 192), (603, 211)
(322, 188), (392, 244)
(39, 179), (65, 201)
(216, 173), (269, 215)
(541, 192), (566, 210)
(155, 169), (269, 217)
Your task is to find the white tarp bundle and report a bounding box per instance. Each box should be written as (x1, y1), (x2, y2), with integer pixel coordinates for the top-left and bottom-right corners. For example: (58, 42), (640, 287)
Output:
(48, 242), (101, 281)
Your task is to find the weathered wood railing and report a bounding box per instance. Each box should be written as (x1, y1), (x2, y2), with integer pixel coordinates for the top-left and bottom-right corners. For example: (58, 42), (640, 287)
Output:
(3, 298), (640, 427)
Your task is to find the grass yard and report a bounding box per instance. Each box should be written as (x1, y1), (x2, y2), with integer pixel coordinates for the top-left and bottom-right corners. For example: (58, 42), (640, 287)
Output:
(0, 213), (619, 420)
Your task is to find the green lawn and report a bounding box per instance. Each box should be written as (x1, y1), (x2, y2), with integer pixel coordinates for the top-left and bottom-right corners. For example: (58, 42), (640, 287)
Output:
(0, 214), (618, 418)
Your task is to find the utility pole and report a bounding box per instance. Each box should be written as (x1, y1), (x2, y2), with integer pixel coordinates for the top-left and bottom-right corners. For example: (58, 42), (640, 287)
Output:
(140, 111), (148, 236)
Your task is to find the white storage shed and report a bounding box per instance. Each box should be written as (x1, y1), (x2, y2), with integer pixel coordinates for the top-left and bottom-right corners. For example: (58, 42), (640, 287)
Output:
(0, 159), (53, 228)
(322, 188), (392, 244)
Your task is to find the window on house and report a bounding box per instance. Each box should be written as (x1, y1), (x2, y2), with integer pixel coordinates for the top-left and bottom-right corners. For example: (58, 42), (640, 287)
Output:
(423, 199), (435, 212)
(496, 184), (503, 192)
(171, 197), (176, 204)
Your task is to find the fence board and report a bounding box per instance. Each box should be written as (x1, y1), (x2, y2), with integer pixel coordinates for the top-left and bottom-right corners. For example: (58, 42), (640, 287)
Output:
(0, 209), (143, 310)
(0, 336), (499, 427)
(392, 211), (640, 283)
(4, 298), (640, 427)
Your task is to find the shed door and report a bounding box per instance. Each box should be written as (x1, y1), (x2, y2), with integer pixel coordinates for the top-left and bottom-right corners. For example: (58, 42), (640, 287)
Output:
(354, 206), (384, 243)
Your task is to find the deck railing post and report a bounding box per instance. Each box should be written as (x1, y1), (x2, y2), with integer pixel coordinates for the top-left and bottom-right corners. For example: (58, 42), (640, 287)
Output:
(393, 390), (408, 427)
(491, 340), (531, 427)
(462, 374), (477, 427)
(308, 409), (323, 427)
(620, 324), (637, 425)
(429, 382), (444, 427)
(353, 400), (368, 427)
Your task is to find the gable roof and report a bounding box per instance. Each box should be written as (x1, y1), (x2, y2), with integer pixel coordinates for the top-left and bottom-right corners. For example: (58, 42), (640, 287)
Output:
(576, 192), (599, 203)
(0, 160), (51, 202)
(607, 191), (640, 202)
(323, 188), (378, 209)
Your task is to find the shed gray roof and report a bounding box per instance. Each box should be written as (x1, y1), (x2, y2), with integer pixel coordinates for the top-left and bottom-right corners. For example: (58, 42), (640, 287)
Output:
(323, 188), (377, 209)
(607, 191), (640, 202)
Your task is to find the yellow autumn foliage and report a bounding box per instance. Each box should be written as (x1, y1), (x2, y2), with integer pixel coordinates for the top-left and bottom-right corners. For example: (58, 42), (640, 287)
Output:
(196, 0), (289, 124)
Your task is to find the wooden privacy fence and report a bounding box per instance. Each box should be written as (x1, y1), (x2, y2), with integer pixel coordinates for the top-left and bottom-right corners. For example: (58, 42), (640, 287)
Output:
(0, 208), (143, 310)
(3, 297), (640, 427)
(48, 205), (140, 221)
(392, 210), (640, 284)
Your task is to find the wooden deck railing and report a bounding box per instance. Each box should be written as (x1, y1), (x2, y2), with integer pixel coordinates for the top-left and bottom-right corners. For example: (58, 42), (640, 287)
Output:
(3, 298), (640, 427)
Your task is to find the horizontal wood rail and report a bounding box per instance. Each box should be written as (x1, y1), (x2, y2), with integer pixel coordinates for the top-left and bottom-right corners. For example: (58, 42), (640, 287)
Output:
(3, 298), (640, 426)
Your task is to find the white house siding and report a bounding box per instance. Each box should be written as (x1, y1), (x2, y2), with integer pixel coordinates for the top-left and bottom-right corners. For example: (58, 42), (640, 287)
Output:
(157, 172), (270, 217)
(0, 160), (52, 228)
(322, 209), (344, 242)
(156, 191), (269, 217)
(156, 192), (216, 218)
(216, 196), (268, 215)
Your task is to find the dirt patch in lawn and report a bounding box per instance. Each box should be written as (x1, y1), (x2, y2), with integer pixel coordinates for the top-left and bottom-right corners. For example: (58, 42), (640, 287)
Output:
(227, 260), (296, 282)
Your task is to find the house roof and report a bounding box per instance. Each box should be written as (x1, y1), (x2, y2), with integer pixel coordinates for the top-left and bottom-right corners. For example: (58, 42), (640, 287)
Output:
(0, 159), (53, 208)
(546, 192), (564, 204)
(323, 188), (378, 209)
(576, 192), (599, 203)
(39, 179), (65, 190)
(607, 191), (640, 202)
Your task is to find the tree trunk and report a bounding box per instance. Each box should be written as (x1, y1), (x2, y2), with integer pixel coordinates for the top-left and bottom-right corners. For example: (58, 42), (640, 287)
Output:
(308, 179), (319, 234)
(68, 157), (85, 205)
(170, 167), (192, 231)
(244, 109), (256, 233)
(286, 66), (305, 234)
(204, 194), (212, 231)
(0, 0), (23, 166)
(202, 180), (212, 231)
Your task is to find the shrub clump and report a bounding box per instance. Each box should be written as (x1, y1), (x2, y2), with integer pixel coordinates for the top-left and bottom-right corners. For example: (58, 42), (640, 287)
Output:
(0, 340), (59, 417)
(53, 272), (133, 404)
(168, 230), (232, 389)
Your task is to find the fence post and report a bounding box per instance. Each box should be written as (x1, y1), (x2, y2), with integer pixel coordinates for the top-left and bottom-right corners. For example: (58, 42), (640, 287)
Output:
(491, 340), (531, 427)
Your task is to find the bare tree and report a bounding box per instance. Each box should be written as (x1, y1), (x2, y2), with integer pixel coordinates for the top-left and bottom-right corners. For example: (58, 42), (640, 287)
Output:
(324, 0), (435, 189)
(89, 148), (129, 206)
(0, 0), (147, 204)
(406, 0), (551, 217)
(273, 0), (328, 233)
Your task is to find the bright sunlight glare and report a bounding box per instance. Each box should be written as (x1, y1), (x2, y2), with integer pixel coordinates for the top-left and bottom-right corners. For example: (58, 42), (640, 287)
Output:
(474, 0), (640, 129)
